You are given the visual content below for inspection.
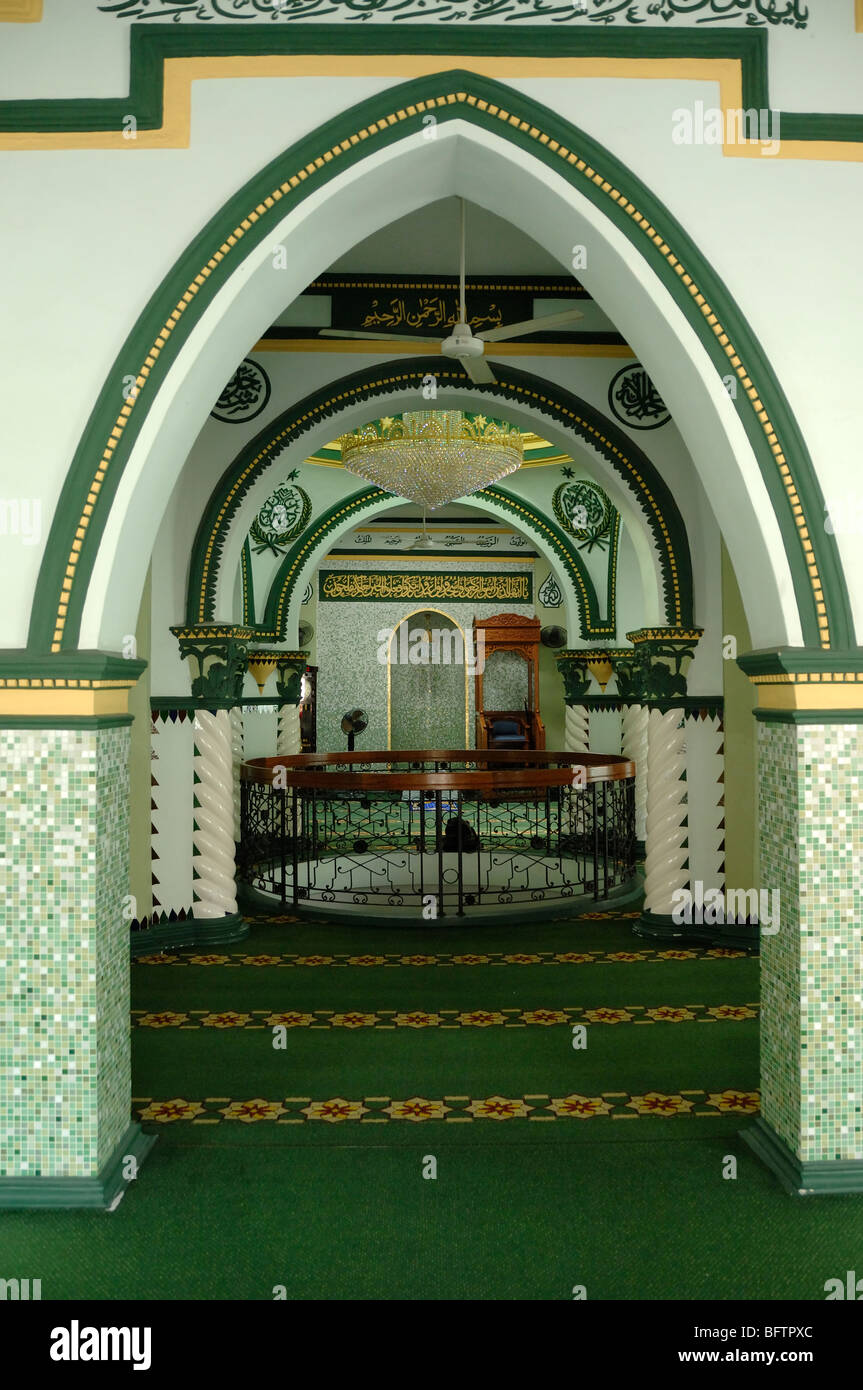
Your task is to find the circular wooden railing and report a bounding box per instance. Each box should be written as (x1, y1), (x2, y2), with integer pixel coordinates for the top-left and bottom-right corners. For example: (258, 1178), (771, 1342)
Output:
(242, 749), (635, 792)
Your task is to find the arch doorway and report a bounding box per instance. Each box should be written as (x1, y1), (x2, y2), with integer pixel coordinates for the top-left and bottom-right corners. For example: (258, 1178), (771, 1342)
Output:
(388, 608), (469, 750)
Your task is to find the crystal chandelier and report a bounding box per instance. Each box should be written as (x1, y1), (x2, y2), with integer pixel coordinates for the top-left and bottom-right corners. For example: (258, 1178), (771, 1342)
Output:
(339, 410), (523, 510)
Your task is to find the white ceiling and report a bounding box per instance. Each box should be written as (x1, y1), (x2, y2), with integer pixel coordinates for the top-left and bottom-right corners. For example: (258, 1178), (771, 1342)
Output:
(329, 196), (564, 276)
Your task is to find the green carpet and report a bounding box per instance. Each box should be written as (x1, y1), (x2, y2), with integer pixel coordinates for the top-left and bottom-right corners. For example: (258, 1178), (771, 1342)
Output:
(6, 913), (863, 1300)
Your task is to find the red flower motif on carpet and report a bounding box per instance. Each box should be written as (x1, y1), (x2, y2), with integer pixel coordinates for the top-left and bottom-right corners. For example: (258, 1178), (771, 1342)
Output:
(548, 1095), (613, 1119)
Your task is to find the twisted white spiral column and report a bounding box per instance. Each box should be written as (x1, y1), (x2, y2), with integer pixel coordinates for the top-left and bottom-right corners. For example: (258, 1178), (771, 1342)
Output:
(192, 708), (238, 919)
(277, 703), (302, 757)
(643, 707), (689, 917)
(230, 705), (244, 842)
(564, 703), (590, 754)
(621, 703), (649, 842)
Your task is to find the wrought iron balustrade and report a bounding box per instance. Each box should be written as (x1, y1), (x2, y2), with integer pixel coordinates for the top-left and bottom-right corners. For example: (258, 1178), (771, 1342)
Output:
(239, 749), (636, 918)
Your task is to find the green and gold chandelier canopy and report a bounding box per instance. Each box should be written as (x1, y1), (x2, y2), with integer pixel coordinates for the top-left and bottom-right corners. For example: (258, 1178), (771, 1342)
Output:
(339, 410), (523, 511)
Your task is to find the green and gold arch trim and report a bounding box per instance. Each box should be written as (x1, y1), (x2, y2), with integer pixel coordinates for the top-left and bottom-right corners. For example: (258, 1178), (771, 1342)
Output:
(187, 362), (686, 637)
(261, 481), (613, 642)
(27, 69), (848, 659)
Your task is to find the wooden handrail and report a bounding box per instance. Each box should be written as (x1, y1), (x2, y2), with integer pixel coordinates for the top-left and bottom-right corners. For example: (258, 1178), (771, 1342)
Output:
(242, 749), (635, 790)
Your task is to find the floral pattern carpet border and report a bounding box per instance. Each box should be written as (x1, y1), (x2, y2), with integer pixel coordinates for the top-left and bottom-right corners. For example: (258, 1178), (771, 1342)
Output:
(133, 1089), (761, 1125)
(131, 1002), (759, 1031)
(132, 946), (752, 969)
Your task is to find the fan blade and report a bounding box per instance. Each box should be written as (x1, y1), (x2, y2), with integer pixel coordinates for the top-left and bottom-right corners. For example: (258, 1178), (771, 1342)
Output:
(318, 329), (443, 343)
(463, 355), (496, 385)
(476, 307), (584, 343)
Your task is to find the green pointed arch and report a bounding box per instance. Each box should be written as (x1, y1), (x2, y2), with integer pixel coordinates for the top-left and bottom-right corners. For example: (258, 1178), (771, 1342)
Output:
(186, 360), (691, 635)
(27, 66), (850, 653)
(257, 480), (618, 643)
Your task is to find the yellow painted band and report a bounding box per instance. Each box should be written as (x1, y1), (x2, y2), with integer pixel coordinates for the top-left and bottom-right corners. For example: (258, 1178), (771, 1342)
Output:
(0, 53), (859, 161)
(0, 0), (42, 21)
(0, 687), (132, 716)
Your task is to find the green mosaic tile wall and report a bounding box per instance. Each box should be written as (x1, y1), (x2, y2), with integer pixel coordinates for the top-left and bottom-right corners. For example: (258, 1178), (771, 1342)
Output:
(758, 721), (863, 1163)
(0, 727), (131, 1178)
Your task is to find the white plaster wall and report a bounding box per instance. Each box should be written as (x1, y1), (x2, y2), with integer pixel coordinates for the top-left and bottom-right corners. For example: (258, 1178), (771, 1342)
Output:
(1, 32), (860, 647)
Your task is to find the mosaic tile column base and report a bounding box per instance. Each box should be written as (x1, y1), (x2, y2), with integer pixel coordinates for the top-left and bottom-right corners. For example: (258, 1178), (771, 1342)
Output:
(742, 720), (863, 1194)
(0, 725), (155, 1208)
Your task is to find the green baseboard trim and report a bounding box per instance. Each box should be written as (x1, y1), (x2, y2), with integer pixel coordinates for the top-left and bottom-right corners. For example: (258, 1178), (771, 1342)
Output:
(0, 1123), (156, 1211)
(0, 714), (133, 729)
(634, 908), (759, 950)
(741, 1117), (863, 1196)
(711, 918), (761, 950)
(130, 913), (248, 955)
(754, 708), (863, 724)
(633, 909), (684, 940)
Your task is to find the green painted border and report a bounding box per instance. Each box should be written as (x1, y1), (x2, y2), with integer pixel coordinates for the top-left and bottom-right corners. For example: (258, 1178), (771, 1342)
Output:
(753, 708), (863, 724)
(24, 57), (852, 655)
(0, 714), (134, 729)
(6, 26), (861, 142)
(0, 1124), (155, 1211)
(739, 647), (863, 676)
(130, 913), (249, 955)
(151, 696), (282, 712)
(0, 650), (147, 681)
(188, 361), (690, 637)
(577, 694), (723, 715)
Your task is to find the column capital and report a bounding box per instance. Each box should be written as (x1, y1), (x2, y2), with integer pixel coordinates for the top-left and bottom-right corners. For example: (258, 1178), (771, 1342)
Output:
(625, 627), (703, 704)
(169, 624), (256, 708)
(555, 652), (591, 702)
(274, 651), (308, 705)
(556, 647), (634, 699)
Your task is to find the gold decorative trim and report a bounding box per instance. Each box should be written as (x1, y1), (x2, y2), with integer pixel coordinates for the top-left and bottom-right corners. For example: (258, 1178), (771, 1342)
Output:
(0, 0), (42, 21)
(751, 677), (863, 712)
(168, 625), (257, 641)
(628, 627), (704, 643)
(0, 677), (135, 689)
(749, 671), (863, 683)
(0, 687), (131, 716)
(55, 86), (826, 652)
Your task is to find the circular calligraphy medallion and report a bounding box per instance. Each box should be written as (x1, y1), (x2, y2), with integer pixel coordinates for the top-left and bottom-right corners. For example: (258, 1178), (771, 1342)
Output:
(552, 480), (613, 551)
(250, 484), (312, 553)
(608, 363), (670, 430)
(211, 359), (271, 424)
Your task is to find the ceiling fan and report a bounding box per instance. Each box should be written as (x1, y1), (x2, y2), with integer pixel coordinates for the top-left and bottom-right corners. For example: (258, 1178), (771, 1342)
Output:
(317, 199), (584, 384)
